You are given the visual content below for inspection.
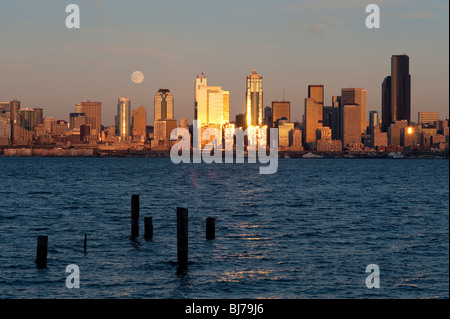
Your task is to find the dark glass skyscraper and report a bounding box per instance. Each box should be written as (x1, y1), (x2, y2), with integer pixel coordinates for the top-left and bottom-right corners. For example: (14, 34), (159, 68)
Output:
(381, 55), (411, 131)
(391, 55), (411, 124)
(381, 76), (391, 132)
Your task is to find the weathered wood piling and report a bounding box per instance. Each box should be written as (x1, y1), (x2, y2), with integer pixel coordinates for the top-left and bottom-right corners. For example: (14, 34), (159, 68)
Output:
(36, 236), (48, 269)
(144, 217), (153, 240)
(177, 207), (188, 268)
(206, 217), (216, 240)
(131, 194), (140, 238)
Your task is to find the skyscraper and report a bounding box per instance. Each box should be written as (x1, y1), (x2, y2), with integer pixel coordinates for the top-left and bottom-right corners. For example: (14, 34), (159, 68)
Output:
(116, 97), (131, 139)
(272, 101), (290, 127)
(381, 76), (391, 132)
(80, 100), (102, 137)
(391, 55), (411, 124)
(331, 96), (341, 140)
(132, 106), (147, 137)
(154, 89), (174, 120)
(304, 85), (324, 145)
(308, 85), (324, 106)
(19, 108), (42, 131)
(342, 103), (362, 148)
(195, 73), (208, 121)
(341, 88), (367, 135)
(195, 74), (230, 126)
(246, 69), (263, 127)
(382, 55), (411, 131)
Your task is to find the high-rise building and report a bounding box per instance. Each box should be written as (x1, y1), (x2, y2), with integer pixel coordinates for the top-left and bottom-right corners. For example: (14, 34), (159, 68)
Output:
(304, 85), (324, 145)
(246, 69), (263, 127)
(382, 55), (411, 130)
(418, 112), (439, 126)
(115, 97), (131, 139)
(264, 106), (272, 126)
(391, 55), (411, 124)
(342, 88), (367, 135)
(19, 108), (42, 131)
(369, 111), (379, 135)
(342, 103), (362, 148)
(272, 101), (290, 127)
(195, 73), (208, 121)
(132, 106), (147, 137)
(69, 113), (86, 130)
(154, 89), (174, 120)
(381, 76), (391, 132)
(80, 101), (102, 138)
(278, 120), (295, 148)
(196, 80), (229, 126)
(308, 85), (324, 106)
(331, 96), (341, 140)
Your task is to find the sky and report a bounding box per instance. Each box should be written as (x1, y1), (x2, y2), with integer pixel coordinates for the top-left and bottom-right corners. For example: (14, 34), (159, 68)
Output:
(0, 0), (448, 126)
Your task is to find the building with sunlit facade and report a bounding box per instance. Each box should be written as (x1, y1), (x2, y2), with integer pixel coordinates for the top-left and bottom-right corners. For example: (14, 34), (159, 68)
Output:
(246, 69), (263, 127)
(115, 97), (131, 139)
(154, 89), (174, 120)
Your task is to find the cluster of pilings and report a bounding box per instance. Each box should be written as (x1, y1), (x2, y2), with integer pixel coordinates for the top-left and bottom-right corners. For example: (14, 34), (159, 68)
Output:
(35, 194), (216, 270)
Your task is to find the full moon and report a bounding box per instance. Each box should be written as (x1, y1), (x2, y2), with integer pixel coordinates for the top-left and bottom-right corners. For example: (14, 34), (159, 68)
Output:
(131, 71), (144, 84)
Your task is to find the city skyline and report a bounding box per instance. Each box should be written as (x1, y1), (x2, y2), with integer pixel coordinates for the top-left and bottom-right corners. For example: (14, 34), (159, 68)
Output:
(0, 0), (448, 126)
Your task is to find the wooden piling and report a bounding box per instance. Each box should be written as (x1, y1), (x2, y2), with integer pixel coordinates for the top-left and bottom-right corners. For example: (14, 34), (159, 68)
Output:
(206, 217), (216, 240)
(177, 207), (188, 268)
(36, 236), (48, 269)
(131, 194), (140, 238)
(144, 217), (153, 240)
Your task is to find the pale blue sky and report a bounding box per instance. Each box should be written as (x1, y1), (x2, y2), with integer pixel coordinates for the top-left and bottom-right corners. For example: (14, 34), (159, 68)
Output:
(0, 0), (448, 126)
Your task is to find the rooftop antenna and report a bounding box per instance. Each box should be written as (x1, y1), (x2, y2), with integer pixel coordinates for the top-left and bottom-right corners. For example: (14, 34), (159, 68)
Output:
(283, 88), (285, 101)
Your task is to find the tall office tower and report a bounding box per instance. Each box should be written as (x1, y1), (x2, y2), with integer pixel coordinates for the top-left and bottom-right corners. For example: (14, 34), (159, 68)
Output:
(369, 111), (379, 136)
(342, 103), (362, 148)
(308, 85), (324, 106)
(132, 106), (147, 137)
(80, 100), (102, 137)
(341, 88), (367, 135)
(69, 113), (86, 130)
(195, 73), (208, 120)
(418, 112), (439, 126)
(264, 106), (272, 126)
(391, 55), (411, 124)
(19, 108), (41, 131)
(304, 85), (324, 145)
(272, 101), (290, 127)
(381, 76), (392, 132)
(331, 96), (341, 140)
(10, 99), (20, 124)
(304, 98), (323, 144)
(154, 89), (174, 120)
(116, 97), (131, 139)
(246, 69), (263, 127)
(197, 85), (229, 126)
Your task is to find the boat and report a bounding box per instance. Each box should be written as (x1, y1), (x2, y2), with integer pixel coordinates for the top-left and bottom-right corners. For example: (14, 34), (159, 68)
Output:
(388, 151), (405, 159)
(302, 152), (323, 158)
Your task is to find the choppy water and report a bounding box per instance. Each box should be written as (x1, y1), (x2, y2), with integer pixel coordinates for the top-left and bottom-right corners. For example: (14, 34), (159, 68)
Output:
(0, 158), (448, 299)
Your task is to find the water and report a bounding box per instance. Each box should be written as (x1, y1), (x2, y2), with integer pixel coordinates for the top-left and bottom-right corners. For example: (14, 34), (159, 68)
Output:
(0, 158), (448, 299)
